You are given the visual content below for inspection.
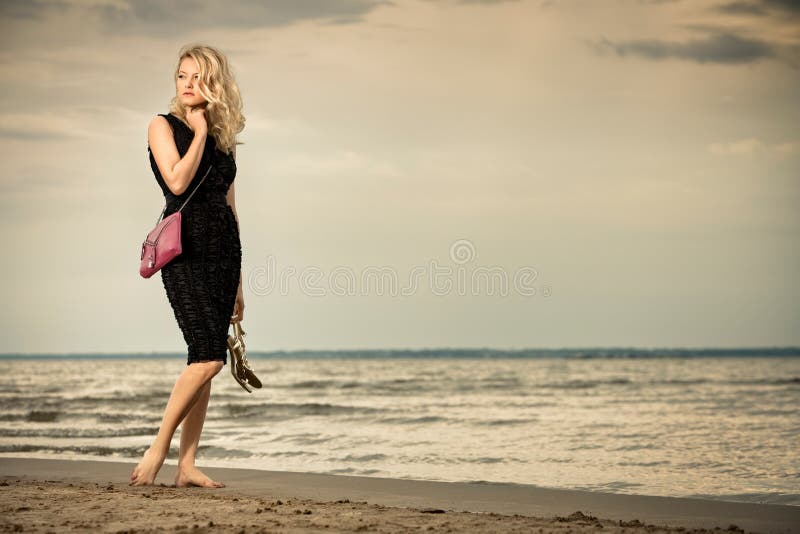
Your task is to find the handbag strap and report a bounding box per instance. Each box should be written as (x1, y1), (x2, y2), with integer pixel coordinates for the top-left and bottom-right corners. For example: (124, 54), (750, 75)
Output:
(155, 163), (214, 225)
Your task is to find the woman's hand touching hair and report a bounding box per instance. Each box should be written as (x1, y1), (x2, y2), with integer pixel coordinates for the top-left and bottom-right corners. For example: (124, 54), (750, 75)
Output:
(185, 105), (208, 136)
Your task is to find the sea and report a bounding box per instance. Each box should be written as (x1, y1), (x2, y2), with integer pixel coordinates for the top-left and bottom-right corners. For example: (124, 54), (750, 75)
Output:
(1, 349), (798, 506)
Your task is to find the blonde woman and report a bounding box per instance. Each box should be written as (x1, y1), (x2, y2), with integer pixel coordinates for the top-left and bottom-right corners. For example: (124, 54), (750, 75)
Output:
(131, 44), (245, 487)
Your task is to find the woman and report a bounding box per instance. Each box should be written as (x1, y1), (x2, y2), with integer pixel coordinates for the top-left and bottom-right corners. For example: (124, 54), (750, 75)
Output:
(131, 44), (245, 488)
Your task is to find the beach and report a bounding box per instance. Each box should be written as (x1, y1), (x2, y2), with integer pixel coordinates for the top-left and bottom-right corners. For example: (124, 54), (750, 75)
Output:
(2, 355), (798, 532)
(2, 457), (798, 533)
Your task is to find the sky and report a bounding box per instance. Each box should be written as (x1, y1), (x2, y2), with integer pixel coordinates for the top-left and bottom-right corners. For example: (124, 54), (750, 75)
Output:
(0, 0), (798, 353)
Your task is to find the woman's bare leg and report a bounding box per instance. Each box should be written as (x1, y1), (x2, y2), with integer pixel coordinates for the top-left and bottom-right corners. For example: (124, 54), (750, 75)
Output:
(175, 378), (225, 487)
(130, 360), (223, 486)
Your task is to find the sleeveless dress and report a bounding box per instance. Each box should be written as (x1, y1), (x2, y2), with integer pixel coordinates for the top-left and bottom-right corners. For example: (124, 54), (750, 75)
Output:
(147, 113), (242, 366)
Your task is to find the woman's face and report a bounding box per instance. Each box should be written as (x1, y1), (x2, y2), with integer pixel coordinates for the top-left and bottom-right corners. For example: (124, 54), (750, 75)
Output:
(176, 57), (207, 109)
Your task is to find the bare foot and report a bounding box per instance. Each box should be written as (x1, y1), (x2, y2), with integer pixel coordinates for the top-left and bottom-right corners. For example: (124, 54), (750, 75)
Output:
(174, 465), (226, 488)
(129, 447), (165, 486)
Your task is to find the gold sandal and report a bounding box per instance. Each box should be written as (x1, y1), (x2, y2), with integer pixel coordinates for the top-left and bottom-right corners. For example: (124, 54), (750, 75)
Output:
(227, 318), (263, 393)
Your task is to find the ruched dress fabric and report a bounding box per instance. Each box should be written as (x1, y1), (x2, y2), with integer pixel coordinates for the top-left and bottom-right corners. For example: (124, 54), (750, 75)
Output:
(148, 113), (241, 366)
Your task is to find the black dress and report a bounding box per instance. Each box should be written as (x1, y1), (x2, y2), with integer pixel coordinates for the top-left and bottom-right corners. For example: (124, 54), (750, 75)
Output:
(148, 112), (242, 366)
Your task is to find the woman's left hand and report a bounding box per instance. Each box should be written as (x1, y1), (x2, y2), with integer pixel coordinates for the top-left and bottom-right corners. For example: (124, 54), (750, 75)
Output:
(231, 286), (245, 323)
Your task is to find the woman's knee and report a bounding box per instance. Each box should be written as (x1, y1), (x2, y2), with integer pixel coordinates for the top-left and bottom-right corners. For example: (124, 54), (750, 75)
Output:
(209, 360), (224, 376)
(190, 360), (224, 378)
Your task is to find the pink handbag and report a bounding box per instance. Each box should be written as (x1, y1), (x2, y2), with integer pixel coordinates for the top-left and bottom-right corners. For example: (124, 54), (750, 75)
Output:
(139, 164), (213, 278)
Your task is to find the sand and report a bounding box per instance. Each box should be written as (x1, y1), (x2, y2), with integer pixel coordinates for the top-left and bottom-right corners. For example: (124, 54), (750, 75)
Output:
(1, 457), (797, 533)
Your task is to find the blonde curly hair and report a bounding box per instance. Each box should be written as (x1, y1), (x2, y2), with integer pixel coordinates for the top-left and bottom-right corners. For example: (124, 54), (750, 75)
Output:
(168, 44), (245, 156)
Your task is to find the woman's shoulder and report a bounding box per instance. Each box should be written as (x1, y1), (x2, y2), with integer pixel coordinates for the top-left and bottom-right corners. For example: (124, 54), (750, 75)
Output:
(147, 114), (190, 153)
(150, 113), (173, 125)
(153, 112), (186, 125)
(148, 114), (174, 136)
(155, 112), (180, 125)
(150, 113), (193, 137)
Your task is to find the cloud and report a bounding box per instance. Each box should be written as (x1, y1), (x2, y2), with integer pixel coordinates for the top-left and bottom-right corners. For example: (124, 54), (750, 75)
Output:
(0, 112), (83, 140)
(0, 164), (71, 196)
(708, 137), (765, 156)
(716, 0), (800, 16)
(0, 107), (149, 141)
(0, 127), (75, 141)
(0, 0), (394, 37)
(590, 31), (777, 65)
(707, 137), (800, 156)
(0, 0), (69, 21)
(772, 140), (800, 154)
(716, 1), (769, 15)
(583, 0), (800, 69)
(456, 0), (523, 3)
(270, 149), (402, 179)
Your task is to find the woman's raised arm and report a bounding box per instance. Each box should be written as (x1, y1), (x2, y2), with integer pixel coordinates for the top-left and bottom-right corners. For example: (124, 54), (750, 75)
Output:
(148, 115), (207, 195)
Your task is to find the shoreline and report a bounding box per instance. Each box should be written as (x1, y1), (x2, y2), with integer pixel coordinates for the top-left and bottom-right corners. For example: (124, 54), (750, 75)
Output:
(2, 457), (798, 533)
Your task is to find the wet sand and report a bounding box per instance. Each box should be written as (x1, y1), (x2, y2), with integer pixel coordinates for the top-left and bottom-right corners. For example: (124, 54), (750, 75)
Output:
(1, 457), (797, 533)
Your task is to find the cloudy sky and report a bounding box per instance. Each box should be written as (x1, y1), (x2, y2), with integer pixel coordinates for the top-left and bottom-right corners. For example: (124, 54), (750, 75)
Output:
(1, 0), (797, 354)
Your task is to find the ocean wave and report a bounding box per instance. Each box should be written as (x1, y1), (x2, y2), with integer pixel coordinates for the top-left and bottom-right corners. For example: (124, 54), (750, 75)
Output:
(375, 415), (449, 425)
(215, 401), (385, 419)
(0, 443), (255, 460)
(0, 426), (159, 438)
